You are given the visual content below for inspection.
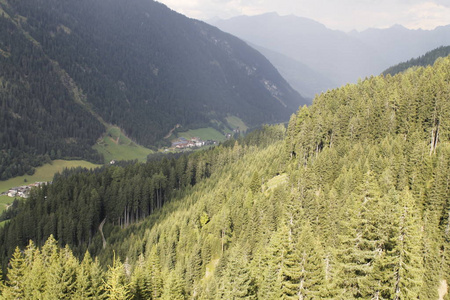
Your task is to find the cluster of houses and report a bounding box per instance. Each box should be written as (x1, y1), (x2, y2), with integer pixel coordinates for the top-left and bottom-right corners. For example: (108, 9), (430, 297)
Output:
(4, 182), (45, 198)
(225, 128), (241, 139)
(171, 137), (216, 149)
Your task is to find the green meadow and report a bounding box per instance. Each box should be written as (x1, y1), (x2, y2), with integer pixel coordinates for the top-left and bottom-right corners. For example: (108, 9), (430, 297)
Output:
(0, 196), (11, 213)
(0, 160), (102, 212)
(93, 126), (153, 163)
(177, 127), (226, 142)
(225, 116), (248, 132)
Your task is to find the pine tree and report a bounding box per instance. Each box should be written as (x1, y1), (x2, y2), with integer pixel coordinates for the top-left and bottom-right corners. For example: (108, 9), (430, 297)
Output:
(162, 269), (185, 300)
(336, 170), (386, 298)
(146, 245), (163, 299)
(2, 247), (26, 299)
(23, 243), (46, 299)
(0, 265), (4, 297)
(104, 255), (130, 300)
(278, 222), (301, 300)
(392, 189), (424, 300)
(218, 247), (256, 299)
(130, 254), (151, 300)
(74, 251), (106, 299)
(296, 222), (326, 300)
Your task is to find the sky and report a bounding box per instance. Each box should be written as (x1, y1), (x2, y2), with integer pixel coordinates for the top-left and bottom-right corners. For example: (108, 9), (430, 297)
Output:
(156, 0), (450, 31)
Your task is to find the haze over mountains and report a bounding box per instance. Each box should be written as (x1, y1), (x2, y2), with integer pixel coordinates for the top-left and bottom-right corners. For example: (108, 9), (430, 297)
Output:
(0, 0), (305, 179)
(212, 13), (450, 97)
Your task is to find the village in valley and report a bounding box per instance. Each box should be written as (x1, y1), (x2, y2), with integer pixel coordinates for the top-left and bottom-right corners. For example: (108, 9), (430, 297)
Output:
(170, 137), (216, 150)
(0, 182), (46, 199)
(169, 128), (241, 151)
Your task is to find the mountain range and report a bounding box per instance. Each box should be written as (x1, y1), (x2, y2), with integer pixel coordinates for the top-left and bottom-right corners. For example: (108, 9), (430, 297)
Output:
(212, 13), (450, 97)
(0, 0), (305, 180)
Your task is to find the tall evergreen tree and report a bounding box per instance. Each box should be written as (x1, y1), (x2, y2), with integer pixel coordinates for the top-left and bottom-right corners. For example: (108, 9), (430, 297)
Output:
(392, 189), (424, 300)
(104, 255), (130, 300)
(2, 247), (26, 299)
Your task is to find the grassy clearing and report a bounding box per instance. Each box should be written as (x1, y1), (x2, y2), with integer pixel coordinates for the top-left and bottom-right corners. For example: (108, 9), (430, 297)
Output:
(0, 195), (12, 213)
(264, 173), (288, 194)
(204, 258), (220, 279)
(0, 160), (101, 195)
(93, 126), (153, 163)
(0, 220), (7, 228)
(177, 127), (226, 142)
(226, 116), (248, 132)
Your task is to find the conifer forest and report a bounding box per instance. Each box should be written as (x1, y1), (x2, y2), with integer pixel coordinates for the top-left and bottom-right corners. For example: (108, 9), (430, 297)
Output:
(0, 55), (449, 299)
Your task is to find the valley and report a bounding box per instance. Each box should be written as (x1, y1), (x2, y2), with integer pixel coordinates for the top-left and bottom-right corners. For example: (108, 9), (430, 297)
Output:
(0, 0), (449, 298)
(0, 56), (448, 299)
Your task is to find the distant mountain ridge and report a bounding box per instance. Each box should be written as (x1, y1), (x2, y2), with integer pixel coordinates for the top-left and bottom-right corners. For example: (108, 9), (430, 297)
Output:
(250, 43), (337, 99)
(350, 24), (450, 67)
(0, 0), (305, 179)
(211, 13), (450, 95)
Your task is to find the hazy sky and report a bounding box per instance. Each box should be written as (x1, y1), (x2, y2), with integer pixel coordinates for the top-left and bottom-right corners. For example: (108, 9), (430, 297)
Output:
(157, 0), (450, 31)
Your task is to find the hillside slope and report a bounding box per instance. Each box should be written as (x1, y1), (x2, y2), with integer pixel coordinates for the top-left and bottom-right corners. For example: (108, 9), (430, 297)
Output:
(0, 57), (449, 298)
(0, 0), (305, 179)
(0, 8), (105, 180)
(382, 45), (450, 76)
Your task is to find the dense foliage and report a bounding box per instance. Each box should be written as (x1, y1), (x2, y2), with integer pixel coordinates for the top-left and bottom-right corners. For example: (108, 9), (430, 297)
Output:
(0, 57), (449, 299)
(0, 126), (284, 261)
(0, 0), (305, 180)
(382, 45), (450, 76)
(0, 11), (104, 179)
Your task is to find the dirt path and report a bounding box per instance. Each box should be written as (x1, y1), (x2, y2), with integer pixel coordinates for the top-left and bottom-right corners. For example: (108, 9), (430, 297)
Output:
(439, 279), (448, 300)
(164, 124), (181, 139)
(99, 217), (107, 249)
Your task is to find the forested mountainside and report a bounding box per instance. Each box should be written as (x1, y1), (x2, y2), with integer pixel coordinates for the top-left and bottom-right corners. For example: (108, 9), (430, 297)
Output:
(383, 45), (450, 76)
(0, 0), (304, 180)
(0, 57), (449, 299)
(0, 11), (105, 180)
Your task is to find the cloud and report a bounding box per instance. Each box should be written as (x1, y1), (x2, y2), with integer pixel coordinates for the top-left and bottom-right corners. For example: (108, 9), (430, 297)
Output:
(405, 2), (450, 29)
(157, 0), (450, 31)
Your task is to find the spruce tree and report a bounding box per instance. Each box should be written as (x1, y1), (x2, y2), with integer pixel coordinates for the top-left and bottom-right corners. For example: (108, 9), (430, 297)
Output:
(218, 246), (256, 299)
(2, 247), (26, 299)
(104, 255), (130, 300)
(146, 245), (163, 299)
(296, 222), (326, 300)
(162, 269), (185, 300)
(392, 189), (424, 300)
(130, 254), (151, 300)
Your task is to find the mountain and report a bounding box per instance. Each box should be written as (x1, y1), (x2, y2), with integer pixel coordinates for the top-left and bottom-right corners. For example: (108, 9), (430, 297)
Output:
(0, 0), (305, 179)
(382, 45), (450, 76)
(212, 13), (450, 95)
(1, 56), (449, 299)
(350, 24), (450, 68)
(250, 43), (336, 98)
(212, 13), (385, 91)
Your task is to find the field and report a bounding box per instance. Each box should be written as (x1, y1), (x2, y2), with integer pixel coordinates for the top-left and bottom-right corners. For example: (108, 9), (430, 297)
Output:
(0, 160), (101, 212)
(177, 127), (226, 142)
(0, 196), (11, 213)
(225, 116), (248, 132)
(93, 126), (153, 163)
